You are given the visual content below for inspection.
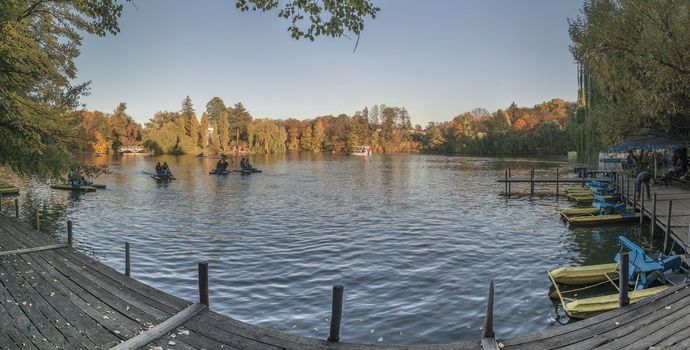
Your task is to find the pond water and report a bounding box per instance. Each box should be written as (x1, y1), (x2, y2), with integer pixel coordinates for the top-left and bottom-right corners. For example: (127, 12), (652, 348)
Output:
(1, 154), (661, 345)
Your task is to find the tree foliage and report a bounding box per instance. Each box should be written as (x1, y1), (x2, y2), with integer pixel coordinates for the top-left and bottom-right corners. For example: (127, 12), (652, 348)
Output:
(569, 0), (690, 158)
(235, 0), (380, 43)
(0, 0), (127, 176)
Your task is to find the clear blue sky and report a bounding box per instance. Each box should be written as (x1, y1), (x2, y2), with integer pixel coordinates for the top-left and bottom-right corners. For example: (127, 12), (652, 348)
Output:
(75, 0), (583, 125)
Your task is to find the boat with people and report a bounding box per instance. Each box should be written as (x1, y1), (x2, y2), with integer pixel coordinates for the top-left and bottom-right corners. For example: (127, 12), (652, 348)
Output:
(352, 145), (371, 156)
(50, 184), (97, 192)
(152, 174), (175, 181)
(209, 169), (232, 175)
(238, 158), (261, 174)
(548, 236), (685, 319)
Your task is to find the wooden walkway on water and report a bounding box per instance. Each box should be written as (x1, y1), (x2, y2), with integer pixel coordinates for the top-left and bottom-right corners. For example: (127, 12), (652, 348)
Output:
(3, 197), (690, 349)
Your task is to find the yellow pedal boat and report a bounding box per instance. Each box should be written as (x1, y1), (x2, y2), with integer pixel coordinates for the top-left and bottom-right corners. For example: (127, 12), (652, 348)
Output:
(563, 286), (669, 319)
(560, 207), (600, 218)
(0, 186), (19, 194)
(548, 263), (619, 285)
(566, 212), (640, 225)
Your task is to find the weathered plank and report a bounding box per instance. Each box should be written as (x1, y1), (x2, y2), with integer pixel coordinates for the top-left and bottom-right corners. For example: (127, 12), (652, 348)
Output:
(0, 244), (69, 257)
(110, 302), (206, 350)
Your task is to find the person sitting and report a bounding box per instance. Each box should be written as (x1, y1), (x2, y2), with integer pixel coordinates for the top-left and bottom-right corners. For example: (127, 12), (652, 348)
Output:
(635, 170), (652, 200)
(162, 161), (171, 177)
(222, 159), (229, 171)
(216, 160), (223, 172)
(67, 167), (78, 186)
(240, 158), (247, 170)
(155, 162), (163, 176)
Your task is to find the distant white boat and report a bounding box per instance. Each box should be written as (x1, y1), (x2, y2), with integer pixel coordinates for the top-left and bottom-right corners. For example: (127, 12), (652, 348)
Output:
(352, 145), (371, 156)
(598, 152), (625, 163)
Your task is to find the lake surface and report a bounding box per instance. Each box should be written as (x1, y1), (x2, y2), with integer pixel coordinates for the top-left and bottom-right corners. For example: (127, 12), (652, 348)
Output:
(1, 154), (661, 345)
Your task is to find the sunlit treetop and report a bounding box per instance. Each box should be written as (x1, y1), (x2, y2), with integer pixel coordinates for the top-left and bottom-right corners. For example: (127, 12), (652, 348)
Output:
(235, 0), (380, 42)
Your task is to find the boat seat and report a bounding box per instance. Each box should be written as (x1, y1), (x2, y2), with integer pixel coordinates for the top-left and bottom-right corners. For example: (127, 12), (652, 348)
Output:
(614, 236), (681, 288)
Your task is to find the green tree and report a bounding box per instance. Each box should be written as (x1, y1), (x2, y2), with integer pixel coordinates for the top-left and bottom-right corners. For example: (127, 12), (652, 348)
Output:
(228, 102), (253, 143)
(181, 95), (199, 140)
(198, 112), (210, 147)
(300, 126), (313, 151)
(492, 109), (512, 133)
(205, 97), (226, 123)
(311, 120), (325, 151)
(0, 0), (127, 176)
(218, 110), (230, 149)
(247, 119), (287, 153)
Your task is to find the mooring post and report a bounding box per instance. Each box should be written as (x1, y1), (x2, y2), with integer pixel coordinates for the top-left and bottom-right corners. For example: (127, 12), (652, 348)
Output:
(633, 183), (638, 212)
(198, 262), (209, 306)
(34, 208), (39, 230)
(67, 220), (73, 246)
(619, 252), (630, 307)
(508, 169), (511, 198)
(327, 285), (344, 342)
(581, 167), (586, 187)
(482, 280), (495, 339)
(14, 199), (19, 218)
(626, 177), (630, 206)
(556, 168), (559, 198)
(650, 193), (657, 239)
(640, 194), (645, 225)
(0, 192), (3, 214)
(125, 242), (131, 277)
(530, 169), (535, 196)
(664, 200), (673, 254)
(504, 170), (508, 196)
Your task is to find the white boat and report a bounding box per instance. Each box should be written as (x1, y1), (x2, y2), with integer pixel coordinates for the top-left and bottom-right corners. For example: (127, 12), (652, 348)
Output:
(352, 146), (371, 156)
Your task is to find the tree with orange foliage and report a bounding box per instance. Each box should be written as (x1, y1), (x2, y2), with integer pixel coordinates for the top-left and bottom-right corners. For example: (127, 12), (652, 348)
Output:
(92, 132), (111, 154)
(513, 118), (527, 130)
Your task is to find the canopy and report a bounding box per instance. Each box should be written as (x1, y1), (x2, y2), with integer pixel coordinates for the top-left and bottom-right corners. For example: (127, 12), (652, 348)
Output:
(607, 129), (687, 153)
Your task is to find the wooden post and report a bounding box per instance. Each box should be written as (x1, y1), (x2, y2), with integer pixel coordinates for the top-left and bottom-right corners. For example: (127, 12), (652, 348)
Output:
(508, 169), (511, 198)
(198, 262), (209, 306)
(125, 242), (131, 277)
(530, 169), (534, 196)
(327, 285), (344, 342)
(640, 195), (645, 225)
(619, 252), (630, 307)
(581, 167), (586, 187)
(504, 170), (508, 196)
(482, 281), (495, 339)
(0, 192), (3, 214)
(626, 178), (630, 206)
(664, 200), (673, 254)
(633, 183), (638, 211)
(650, 193), (657, 239)
(34, 208), (39, 230)
(67, 220), (73, 246)
(556, 168), (559, 198)
(14, 199), (18, 218)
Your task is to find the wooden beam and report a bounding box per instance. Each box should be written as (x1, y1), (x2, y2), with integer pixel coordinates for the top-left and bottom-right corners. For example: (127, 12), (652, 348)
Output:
(109, 302), (206, 350)
(619, 252), (630, 307)
(665, 201), (673, 254)
(0, 244), (70, 257)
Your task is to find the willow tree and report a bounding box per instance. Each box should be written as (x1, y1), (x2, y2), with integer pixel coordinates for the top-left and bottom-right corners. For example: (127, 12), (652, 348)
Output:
(0, 0), (127, 176)
(569, 0), (690, 152)
(247, 119), (287, 154)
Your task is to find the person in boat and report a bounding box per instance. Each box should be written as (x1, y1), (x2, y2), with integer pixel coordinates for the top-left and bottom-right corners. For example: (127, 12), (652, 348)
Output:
(67, 167), (80, 186)
(215, 159), (223, 173)
(162, 162), (171, 177)
(155, 162), (163, 176)
(240, 158), (246, 170)
(222, 159), (229, 171)
(245, 159), (253, 170)
(635, 170), (652, 200)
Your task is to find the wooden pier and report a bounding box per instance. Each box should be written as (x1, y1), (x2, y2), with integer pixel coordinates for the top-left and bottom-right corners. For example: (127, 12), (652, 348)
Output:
(497, 168), (613, 197)
(2, 200), (690, 349)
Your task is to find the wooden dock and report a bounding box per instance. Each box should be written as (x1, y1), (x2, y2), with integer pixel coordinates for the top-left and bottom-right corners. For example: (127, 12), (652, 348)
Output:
(2, 200), (690, 349)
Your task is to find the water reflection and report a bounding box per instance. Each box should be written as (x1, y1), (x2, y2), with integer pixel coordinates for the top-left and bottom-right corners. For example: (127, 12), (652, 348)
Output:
(1, 154), (659, 344)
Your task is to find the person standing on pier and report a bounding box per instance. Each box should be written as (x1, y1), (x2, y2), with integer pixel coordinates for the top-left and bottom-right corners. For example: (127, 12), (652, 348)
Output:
(635, 170), (651, 200)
